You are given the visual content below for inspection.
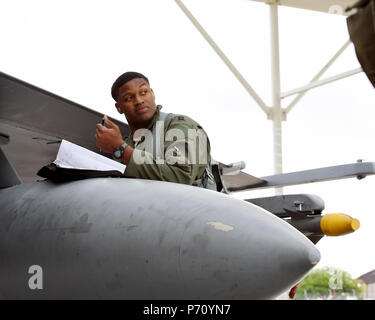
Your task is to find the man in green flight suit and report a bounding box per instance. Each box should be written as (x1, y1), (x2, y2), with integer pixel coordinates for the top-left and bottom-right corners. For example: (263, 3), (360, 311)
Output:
(95, 71), (216, 189)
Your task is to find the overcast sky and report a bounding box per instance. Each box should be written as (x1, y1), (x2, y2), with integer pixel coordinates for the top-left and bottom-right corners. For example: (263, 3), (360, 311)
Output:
(1, 0), (375, 279)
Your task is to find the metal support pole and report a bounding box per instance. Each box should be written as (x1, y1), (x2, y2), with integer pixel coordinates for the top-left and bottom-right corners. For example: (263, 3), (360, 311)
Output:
(285, 39), (352, 114)
(269, 2), (283, 195)
(281, 67), (363, 98)
(174, 0), (270, 116)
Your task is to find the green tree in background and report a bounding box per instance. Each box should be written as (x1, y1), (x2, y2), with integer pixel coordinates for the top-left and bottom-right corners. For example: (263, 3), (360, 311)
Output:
(294, 267), (366, 300)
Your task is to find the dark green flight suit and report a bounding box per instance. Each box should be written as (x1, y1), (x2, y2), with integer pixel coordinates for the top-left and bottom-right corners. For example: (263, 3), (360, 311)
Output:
(123, 105), (213, 187)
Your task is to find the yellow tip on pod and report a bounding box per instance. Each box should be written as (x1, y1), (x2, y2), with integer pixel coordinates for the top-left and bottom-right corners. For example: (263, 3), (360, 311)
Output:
(320, 213), (360, 236)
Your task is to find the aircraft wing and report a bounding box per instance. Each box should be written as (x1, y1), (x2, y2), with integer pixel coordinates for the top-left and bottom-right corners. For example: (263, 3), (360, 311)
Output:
(220, 168), (266, 192)
(0, 71), (130, 183)
(250, 0), (358, 15)
(3, 71), (374, 190)
(1, 71), (362, 248)
(0, 71), (263, 188)
(222, 161), (375, 193)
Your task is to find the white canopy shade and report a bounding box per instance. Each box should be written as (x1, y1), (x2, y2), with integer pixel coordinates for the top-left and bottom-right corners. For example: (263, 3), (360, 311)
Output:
(250, 0), (358, 15)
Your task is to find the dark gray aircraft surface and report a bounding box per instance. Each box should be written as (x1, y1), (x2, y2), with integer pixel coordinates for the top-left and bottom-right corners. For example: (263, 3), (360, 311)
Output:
(0, 71), (371, 299)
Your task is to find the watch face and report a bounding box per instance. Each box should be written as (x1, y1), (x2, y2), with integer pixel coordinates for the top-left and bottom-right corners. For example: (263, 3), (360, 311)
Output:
(114, 150), (121, 159)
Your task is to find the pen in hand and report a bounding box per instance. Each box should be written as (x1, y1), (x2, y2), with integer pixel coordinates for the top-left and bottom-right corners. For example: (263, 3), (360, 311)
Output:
(99, 116), (105, 153)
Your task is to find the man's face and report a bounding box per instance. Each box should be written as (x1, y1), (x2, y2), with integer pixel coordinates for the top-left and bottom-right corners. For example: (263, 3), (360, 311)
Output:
(115, 78), (157, 127)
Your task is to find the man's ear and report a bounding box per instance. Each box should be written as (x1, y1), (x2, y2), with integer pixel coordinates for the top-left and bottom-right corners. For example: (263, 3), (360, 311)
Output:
(115, 102), (123, 114)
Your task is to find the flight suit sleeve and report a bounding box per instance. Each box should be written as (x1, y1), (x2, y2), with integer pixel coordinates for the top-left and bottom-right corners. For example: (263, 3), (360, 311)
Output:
(124, 116), (209, 185)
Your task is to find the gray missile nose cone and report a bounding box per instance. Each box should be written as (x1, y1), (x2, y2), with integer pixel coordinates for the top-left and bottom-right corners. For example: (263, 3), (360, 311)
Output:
(178, 196), (321, 299)
(309, 247), (321, 265)
(0, 179), (321, 299)
(275, 229), (321, 280)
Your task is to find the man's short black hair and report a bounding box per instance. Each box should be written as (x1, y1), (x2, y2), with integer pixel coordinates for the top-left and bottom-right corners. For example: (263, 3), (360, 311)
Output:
(111, 71), (149, 101)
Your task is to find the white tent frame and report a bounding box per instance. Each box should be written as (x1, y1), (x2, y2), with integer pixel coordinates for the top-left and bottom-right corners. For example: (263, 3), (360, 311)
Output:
(174, 0), (363, 195)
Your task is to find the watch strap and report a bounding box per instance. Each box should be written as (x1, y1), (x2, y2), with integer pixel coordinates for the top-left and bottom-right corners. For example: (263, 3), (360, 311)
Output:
(113, 141), (128, 159)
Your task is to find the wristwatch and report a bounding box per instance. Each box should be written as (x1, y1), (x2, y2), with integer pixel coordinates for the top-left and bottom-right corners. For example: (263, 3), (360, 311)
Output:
(113, 141), (128, 160)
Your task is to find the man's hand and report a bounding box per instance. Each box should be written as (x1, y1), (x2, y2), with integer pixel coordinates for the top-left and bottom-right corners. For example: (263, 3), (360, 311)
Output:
(95, 115), (124, 154)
